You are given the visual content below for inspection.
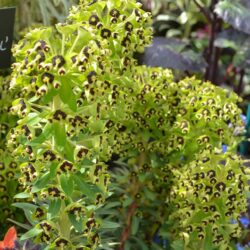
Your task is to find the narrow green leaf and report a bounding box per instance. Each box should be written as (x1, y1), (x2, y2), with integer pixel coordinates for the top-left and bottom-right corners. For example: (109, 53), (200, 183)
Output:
(68, 214), (84, 232)
(32, 172), (51, 192)
(7, 218), (31, 230)
(131, 236), (149, 250)
(60, 174), (74, 196)
(24, 210), (37, 226)
(20, 227), (43, 241)
(124, 241), (131, 250)
(96, 208), (119, 216)
(100, 220), (121, 229)
(144, 188), (156, 201)
(122, 197), (133, 207)
(131, 216), (140, 235)
(12, 202), (37, 211)
(48, 199), (62, 219)
(73, 175), (97, 199)
(21, 113), (41, 126)
(64, 140), (75, 162)
(53, 121), (67, 151)
(204, 225), (214, 250)
(103, 201), (122, 209)
(59, 77), (77, 111)
(29, 123), (53, 145)
(14, 192), (31, 199)
(41, 88), (58, 105)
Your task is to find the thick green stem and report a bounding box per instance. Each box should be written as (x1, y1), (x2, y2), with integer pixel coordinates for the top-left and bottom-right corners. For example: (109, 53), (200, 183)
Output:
(69, 30), (80, 55)
(61, 34), (65, 55)
(51, 95), (71, 239)
(58, 201), (71, 239)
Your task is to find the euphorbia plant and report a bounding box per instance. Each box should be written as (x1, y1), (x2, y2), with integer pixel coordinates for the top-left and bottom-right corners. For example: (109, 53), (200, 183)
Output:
(8, 0), (152, 248)
(6, 0), (249, 249)
(104, 69), (248, 250)
(0, 75), (24, 237)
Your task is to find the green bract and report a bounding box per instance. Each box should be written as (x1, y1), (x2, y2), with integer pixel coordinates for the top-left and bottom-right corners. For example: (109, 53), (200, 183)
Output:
(5, 0), (249, 249)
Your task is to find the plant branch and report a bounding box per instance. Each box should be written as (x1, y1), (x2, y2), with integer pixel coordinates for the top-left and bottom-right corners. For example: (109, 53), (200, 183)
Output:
(210, 47), (221, 83)
(205, 0), (221, 83)
(236, 69), (245, 95)
(210, 19), (222, 83)
(205, 18), (216, 81)
(193, 0), (212, 22)
(118, 201), (138, 250)
(118, 153), (145, 250)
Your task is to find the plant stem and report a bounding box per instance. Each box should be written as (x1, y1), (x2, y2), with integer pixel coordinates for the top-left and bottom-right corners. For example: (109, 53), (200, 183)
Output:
(205, 19), (216, 80)
(211, 48), (221, 83)
(118, 153), (145, 250)
(118, 201), (138, 250)
(205, 0), (221, 83)
(192, 0), (212, 22)
(210, 19), (222, 83)
(236, 69), (245, 95)
(69, 30), (80, 55)
(61, 34), (65, 55)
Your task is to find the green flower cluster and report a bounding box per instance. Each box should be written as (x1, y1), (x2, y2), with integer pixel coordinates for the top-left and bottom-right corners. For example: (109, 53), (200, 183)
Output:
(0, 75), (24, 237)
(8, 0), (152, 248)
(6, 0), (249, 249)
(169, 152), (247, 249)
(102, 68), (247, 250)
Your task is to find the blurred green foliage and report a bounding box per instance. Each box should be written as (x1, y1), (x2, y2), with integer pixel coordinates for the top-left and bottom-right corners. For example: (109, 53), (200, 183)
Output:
(140, 0), (250, 105)
(0, 0), (78, 39)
